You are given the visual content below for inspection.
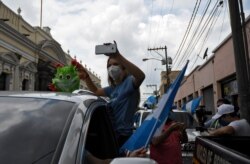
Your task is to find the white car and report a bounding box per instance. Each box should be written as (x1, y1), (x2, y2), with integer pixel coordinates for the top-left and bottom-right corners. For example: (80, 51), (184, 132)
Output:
(133, 109), (153, 129)
(0, 91), (155, 164)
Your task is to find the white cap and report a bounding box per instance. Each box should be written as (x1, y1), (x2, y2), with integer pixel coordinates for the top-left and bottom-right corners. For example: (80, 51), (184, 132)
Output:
(212, 104), (234, 119)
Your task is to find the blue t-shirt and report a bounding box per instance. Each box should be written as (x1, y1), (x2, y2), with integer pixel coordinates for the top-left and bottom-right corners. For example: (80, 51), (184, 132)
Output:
(104, 75), (139, 136)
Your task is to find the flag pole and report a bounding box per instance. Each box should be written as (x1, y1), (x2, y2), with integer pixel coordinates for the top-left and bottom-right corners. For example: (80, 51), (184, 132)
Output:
(40, 0), (43, 28)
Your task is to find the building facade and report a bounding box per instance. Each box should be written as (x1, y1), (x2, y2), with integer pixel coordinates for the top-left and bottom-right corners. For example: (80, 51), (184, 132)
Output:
(158, 70), (180, 96)
(0, 1), (100, 91)
(174, 15), (250, 114)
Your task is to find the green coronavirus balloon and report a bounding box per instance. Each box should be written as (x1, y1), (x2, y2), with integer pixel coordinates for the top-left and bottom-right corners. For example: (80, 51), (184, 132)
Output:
(51, 64), (80, 92)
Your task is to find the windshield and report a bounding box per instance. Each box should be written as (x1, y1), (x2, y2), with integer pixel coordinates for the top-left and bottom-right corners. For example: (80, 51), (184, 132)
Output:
(133, 111), (152, 128)
(170, 112), (198, 128)
(0, 97), (75, 164)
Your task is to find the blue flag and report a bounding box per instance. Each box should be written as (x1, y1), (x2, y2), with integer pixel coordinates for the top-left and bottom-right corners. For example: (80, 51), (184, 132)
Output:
(144, 95), (157, 109)
(120, 61), (189, 153)
(182, 96), (202, 115)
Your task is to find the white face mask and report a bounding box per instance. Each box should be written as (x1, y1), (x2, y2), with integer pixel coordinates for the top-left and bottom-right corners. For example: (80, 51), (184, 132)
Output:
(108, 65), (122, 80)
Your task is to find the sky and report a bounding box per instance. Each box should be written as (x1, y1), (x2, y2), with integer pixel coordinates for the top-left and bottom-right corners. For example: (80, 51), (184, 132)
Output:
(3, 0), (250, 104)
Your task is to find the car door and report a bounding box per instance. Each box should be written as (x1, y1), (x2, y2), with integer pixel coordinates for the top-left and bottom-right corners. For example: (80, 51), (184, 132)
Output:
(76, 100), (119, 164)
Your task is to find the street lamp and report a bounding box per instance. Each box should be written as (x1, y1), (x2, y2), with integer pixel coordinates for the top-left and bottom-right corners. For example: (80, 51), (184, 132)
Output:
(142, 58), (168, 65)
(143, 54), (173, 94)
(142, 57), (172, 65)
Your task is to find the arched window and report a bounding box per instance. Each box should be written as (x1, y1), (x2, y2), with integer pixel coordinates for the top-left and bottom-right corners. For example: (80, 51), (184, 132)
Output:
(22, 79), (29, 90)
(0, 73), (7, 90)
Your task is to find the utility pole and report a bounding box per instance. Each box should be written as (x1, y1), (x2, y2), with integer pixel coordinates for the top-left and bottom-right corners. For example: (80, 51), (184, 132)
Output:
(228, 0), (250, 122)
(148, 46), (170, 92)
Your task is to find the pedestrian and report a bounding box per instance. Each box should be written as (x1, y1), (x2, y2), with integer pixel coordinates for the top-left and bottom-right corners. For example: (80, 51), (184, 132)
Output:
(206, 104), (250, 136)
(204, 98), (231, 128)
(150, 114), (188, 164)
(209, 118), (250, 136)
(208, 104), (238, 129)
(77, 41), (145, 148)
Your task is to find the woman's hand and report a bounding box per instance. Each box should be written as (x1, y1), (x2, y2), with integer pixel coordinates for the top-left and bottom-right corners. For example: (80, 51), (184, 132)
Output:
(128, 147), (147, 157)
(78, 67), (89, 80)
(73, 60), (89, 80)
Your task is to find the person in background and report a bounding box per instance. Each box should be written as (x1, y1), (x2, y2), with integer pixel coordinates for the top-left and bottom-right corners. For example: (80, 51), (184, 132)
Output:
(77, 41), (145, 148)
(204, 98), (231, 128)
(208, 104), (238, 129)
(150, 113), (188, 164)
(209, 115), (250, 137)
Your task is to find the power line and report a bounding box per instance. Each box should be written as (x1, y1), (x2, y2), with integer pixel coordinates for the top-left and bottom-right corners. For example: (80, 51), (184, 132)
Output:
(218, 0), (227, 42)
(152, 0), (166, 47)
(173, 0), (201, 64)
(161, 0), (175, 42)
(181, 3), (222, 67)
(147, 0), (155, 48)
(175, 0), (224, 69)
(188, 1), (223, 66)
(175, 0), (212, 68)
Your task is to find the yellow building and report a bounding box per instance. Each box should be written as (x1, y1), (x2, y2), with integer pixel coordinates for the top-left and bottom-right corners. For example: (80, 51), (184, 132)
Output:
(0, 1), (100, 91)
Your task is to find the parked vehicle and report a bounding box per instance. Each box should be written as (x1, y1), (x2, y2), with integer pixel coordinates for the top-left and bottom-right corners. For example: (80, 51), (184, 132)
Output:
(170, 109), (200, 163)
(133, 108), (199, 162)
(171, 109), (199, 141)
(0, 91), (155, 164)
(193, 136), (250, 164)
(133, 109), (153, 129)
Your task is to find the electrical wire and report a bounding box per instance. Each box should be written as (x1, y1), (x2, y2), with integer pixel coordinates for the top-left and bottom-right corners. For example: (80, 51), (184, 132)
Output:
(175, 0), (223, 69)
(147, 0), (155, 48)
(182, 0), (212, 57)
(190, 5), (223, 70)
(218, 0), (227, 42)
(159, 0), (175, 45)
(174, 0), (214, 68)
(178, 2), (220, 67)
(173, 0), (201, 64)
(190, 1), (223, 61)
(152, 0), (166, 47)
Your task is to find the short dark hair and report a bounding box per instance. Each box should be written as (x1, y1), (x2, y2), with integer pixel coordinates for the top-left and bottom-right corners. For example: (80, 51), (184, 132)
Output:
(217, 98), (231, 104)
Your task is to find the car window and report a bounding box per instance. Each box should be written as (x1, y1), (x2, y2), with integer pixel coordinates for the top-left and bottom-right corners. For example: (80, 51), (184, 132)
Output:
(133, 110), (152, 129)
(133, 112), (141, 128)
(84, 105), (119, 162)
(142, 111), (151, 122)
(0, 97), (76, 164)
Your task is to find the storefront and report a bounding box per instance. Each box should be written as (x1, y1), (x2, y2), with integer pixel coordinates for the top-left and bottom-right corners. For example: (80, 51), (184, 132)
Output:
(221, 76), (239, 108)
(202, 85), (214, 114)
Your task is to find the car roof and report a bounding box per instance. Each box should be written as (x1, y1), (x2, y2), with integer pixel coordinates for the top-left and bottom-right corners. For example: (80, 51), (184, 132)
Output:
(0, 91), (100, 103)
